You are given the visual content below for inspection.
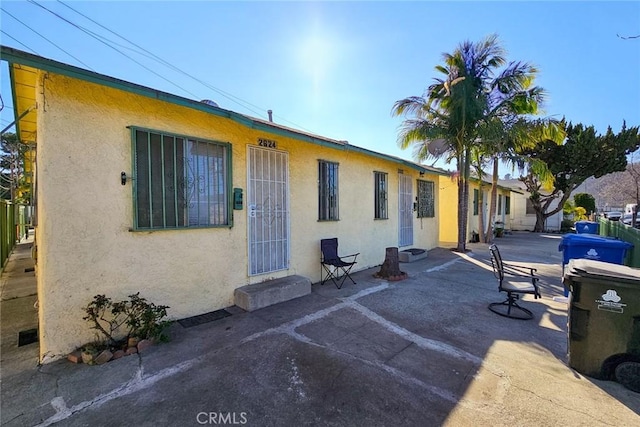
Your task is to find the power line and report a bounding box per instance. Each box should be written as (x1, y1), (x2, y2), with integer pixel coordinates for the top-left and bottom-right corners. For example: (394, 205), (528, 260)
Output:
(54, 0), (313, 131)
(1, 7), (95, 70)
(0, 29), (40, 55)
(26, 0), (201, 99)
(617, 33), (640, 40)
(5, 1), (315, 133)
(55, 0), (269, 119)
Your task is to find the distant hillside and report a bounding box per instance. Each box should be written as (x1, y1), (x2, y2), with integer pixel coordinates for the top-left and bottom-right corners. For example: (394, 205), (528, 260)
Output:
(572, 162), (638, 211)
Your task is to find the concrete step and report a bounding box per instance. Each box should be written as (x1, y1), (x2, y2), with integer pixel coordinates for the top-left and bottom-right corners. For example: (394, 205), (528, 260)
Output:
(234, 275), (311, 312)
(399, 248), (428, 263)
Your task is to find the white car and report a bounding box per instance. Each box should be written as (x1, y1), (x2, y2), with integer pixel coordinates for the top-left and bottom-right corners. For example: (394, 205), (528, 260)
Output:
(605, 211), (623, 221)
(622, 213), (640, 228)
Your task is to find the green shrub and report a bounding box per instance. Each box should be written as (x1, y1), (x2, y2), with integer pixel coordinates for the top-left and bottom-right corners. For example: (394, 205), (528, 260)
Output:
(574, 193), (596, 215)
(573, 206), (588, 221)
(83, 293), (171, 344)
(561, 219), (575, 232)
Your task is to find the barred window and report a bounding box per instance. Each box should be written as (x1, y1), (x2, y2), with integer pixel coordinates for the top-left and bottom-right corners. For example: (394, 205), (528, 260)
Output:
(132, 127), (231, 230)
(505, 196), (511, 215)
(318, 160), (339, 221)
(417, 180), (435, 218)
(374, 172), (388, 219)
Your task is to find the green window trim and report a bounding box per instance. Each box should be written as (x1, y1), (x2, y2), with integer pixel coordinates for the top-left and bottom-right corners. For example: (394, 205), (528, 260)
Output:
(130, 126), (232, 230)
(505, 196), (511, 215)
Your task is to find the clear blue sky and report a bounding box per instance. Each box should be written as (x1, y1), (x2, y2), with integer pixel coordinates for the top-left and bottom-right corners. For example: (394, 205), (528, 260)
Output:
(1, 1), (639, 175)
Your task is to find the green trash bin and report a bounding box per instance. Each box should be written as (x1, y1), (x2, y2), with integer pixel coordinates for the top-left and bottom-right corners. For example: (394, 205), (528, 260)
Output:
(563, 259), (640, 390)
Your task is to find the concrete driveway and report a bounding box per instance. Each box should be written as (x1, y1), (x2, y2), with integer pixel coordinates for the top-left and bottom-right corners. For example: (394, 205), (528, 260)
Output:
(1, 232), (639, 426)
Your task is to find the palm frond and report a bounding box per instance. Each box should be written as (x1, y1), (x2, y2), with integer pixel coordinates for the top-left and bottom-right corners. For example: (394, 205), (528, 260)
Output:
(392, 96), (429, 117)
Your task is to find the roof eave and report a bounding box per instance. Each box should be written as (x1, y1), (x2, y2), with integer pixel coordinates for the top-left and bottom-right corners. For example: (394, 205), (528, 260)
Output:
(0, 45), (448, 175)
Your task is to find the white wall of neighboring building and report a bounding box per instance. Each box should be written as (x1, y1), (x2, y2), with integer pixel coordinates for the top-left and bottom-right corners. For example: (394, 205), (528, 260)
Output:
(500, 179), (563, 231)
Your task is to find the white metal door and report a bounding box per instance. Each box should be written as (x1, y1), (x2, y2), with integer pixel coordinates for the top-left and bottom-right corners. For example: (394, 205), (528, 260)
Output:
(398, 173), (413, 247)
(248, 146), (289, 275)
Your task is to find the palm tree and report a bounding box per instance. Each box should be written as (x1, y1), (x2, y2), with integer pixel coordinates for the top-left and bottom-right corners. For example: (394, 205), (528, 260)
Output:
(481, 117), (565, 242)
(470, 145), (489, 243)
(474, 55), (565, 242)
(393, 34), (537, 252)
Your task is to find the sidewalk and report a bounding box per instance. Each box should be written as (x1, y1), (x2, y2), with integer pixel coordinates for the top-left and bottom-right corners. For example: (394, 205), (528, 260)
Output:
(1, 232), (639, 426)
(0, 232), (39, 379)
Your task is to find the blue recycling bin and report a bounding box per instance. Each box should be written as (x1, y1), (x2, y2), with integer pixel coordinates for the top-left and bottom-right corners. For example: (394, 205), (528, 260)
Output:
(559, 234), (634, 296)
(575, 221), (600, 234)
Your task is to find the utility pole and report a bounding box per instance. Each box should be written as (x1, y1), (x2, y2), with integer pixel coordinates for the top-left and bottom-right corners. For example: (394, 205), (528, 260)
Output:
(9, 144), (16, 202)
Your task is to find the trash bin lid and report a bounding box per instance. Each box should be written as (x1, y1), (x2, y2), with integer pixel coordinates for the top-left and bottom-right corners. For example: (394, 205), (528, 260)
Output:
(559, 234), (634, 249)
(567, 259), (640, 283)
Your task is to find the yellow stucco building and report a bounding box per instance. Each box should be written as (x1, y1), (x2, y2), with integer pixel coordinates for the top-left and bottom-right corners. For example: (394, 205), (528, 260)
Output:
(3, 46), (452, 362)
(438, 177), (513, 245)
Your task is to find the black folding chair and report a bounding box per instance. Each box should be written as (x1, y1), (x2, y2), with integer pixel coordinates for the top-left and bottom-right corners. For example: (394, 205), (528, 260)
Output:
(488, 244), (541, 320)
(320, 238), (359, 289)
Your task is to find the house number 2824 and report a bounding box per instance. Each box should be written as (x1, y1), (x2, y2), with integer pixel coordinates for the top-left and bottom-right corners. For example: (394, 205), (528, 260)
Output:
(258, 138), (277, 148)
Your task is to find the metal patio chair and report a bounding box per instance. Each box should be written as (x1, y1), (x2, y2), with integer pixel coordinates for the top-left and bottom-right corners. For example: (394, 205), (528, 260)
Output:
(320, 238), (359, 289)
(488, 244), (541, 320)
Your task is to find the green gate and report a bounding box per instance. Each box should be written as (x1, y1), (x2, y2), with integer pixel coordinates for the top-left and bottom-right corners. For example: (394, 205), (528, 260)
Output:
(0, 200), (29, 271)
(599, 218), (640, 268)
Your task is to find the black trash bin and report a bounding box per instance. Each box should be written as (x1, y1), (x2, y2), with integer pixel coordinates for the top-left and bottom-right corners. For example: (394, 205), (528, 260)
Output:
(563, 259), (640, 390)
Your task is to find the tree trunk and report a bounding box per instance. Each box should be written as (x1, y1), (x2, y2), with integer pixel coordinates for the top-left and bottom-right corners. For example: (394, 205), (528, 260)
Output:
(456, 154), (466, 252)
(534, 210), (546, 232)
(376, 247), (405, 279)
(485, 158), (499, 243)
(477, 180), (486, 243)
(461, 147), (471, 250)
(522, 174), (576, 233)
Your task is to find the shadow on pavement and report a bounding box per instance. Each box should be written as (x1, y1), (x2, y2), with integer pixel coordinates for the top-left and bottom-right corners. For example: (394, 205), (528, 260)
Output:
(1, 231), (639, 426)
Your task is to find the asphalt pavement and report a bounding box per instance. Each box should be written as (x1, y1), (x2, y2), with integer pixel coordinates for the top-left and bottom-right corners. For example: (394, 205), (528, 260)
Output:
(1, 232), (639, 426)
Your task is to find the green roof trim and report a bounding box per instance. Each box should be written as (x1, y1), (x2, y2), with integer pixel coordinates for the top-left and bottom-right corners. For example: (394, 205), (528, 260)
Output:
(1, 45), (447, 176)
(468, 176), (513, 193)
(7, 64), (21, 138)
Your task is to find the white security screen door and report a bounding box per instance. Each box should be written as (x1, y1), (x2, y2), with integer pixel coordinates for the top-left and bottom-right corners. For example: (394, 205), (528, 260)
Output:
(248, 146), (290, 275)
(398, 173), (413, 247)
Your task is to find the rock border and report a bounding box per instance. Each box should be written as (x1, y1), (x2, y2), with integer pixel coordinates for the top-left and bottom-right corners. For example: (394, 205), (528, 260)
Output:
(67, 339), (154, 365)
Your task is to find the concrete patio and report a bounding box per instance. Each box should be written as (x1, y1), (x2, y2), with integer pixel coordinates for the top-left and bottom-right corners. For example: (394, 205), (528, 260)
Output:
(1, 232), (638, 426)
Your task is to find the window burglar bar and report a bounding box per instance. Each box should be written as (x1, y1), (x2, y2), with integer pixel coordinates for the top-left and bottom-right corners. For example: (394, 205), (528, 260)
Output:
(374, 171), (388, 219)
(417, 180), (435, 218)
(398, 173), (413, 246)
(132, 127), (230, 229)
(319, 160), (339, 221)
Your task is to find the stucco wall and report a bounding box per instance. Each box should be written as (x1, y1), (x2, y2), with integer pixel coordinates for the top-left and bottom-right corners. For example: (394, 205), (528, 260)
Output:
(509, 192), (563, 231)
(35, 72), (441, 360)
(438, 175), (458, 245)
(467, 186), (511, 236)
(438, 178), (511, 245)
